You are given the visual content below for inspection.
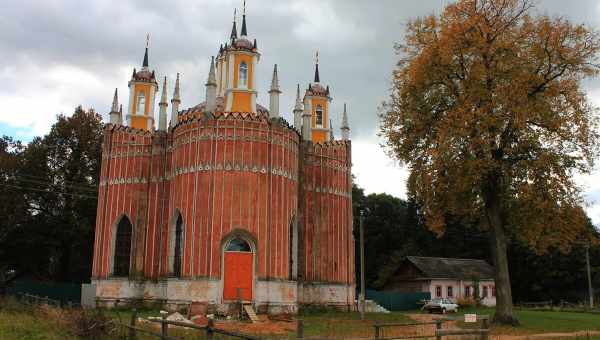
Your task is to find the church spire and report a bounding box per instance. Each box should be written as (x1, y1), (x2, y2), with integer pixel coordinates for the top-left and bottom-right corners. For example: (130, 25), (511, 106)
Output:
(341, 103), (350, 141)
(268, 64), (281, 118)
(241, 0), (248, 37)
(143, 34), (149, 68)
(314, 50), (320, 83)
(293, 84), (303, 129)
(109, 88), (121, 124)
(205, 56), (217, 113)
(158, 76), (168, 131)
(111, 88), (119, 113)
(230, 9), (238, 42)
(170, 73), (181, 127)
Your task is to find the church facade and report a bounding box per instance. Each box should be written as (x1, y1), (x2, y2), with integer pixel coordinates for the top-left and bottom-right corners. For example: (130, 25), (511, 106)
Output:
(91, 7), (354, 314)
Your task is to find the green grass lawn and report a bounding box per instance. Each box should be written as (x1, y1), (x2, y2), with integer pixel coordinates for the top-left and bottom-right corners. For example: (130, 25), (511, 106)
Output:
(298, 308), (412, 338)
(449, 306), (600, 335)
(0, 305), (77, 340)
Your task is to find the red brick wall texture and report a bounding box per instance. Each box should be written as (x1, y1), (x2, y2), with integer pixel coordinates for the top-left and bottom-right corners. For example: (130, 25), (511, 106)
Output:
(92, 114), (354, 289)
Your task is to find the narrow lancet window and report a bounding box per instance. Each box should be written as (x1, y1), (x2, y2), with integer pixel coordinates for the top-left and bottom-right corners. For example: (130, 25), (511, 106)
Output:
(316, 105), (323, 127)
(136, 92), (146, 115)
(173, 214), (183, 277)
(239, 62), (248, 88)
(114, 216), (132, 277)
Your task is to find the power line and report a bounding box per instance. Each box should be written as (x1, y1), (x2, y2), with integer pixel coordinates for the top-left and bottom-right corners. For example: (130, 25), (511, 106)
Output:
(17, 173), (98, 189)
(0, 183), (97, 200)
(14, 177), (98, 193)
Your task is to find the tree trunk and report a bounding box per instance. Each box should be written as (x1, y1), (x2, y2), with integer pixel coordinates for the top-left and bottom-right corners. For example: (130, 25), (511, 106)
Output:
(484, 176), (520, 326)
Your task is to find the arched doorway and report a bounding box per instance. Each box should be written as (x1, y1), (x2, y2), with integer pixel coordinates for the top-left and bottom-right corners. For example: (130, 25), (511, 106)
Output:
(223, 237), (253, 301)
(113, 216), (133, 277)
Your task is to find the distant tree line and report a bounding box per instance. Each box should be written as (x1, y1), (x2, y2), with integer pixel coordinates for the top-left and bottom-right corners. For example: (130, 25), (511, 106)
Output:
(352, 183), (600, 303)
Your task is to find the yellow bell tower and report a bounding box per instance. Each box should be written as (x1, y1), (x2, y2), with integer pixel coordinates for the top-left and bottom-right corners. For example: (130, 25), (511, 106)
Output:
(216, 5), (260, 113)
(304, 51), (331, 143)
(127, 36), (158, 130)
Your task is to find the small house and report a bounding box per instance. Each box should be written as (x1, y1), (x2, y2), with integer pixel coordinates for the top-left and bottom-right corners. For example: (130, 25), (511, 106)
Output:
(382, 256), (496, 306)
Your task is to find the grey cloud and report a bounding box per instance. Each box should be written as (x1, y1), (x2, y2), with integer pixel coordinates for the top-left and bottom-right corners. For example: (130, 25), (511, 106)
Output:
(1, 0), (599, 140)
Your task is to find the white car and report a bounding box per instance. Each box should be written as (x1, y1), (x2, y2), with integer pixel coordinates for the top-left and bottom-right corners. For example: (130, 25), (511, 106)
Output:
(421, 298), (459, 314)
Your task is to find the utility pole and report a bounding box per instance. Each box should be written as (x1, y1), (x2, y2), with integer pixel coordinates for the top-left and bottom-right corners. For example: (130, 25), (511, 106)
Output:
(586, 244), (594, 309)
(359, 210), (365, 320)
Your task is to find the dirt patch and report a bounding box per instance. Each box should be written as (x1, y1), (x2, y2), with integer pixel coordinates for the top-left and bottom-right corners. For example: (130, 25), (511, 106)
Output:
(214, 316), (295, 336)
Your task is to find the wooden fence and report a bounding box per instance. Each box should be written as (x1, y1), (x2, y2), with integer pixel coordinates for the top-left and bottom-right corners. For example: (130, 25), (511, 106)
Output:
(115, 309), (260, 340)
(373, 317), (490, 340)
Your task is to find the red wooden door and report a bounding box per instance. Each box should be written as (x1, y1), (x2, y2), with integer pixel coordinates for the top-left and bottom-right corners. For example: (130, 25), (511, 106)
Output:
(223, 252), (253, 301)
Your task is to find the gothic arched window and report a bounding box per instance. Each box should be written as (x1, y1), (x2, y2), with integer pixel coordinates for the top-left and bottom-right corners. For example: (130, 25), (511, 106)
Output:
(316, 105), (323, 127)
(113, 216), (132, 277)
(226, 238), (251, 252)
(238, 62), (248, 88)
(136, 92), (146, 115)
(173, 214), (183, 277)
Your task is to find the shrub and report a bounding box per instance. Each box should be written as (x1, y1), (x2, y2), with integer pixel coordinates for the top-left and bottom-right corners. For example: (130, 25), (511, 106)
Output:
(456, 297), (477, 307)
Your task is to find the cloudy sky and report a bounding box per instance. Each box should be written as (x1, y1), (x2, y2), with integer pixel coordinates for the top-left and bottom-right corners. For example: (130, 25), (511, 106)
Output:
(2, 0), (600, 223)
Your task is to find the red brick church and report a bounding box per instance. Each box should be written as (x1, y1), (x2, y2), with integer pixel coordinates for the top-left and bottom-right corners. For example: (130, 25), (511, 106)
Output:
(91, 5), (354, 314)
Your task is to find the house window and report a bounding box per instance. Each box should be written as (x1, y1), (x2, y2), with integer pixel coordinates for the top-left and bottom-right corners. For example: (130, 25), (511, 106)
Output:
(435, 286), (442, 298)
(483, 286), (489, 298)
(447, 286), (453, 298)
(492, 286), (496, 297)
(464, 286), (471, 297)
(238, 62), (248, 88)
(136, 92), (145, 115)
(316, 105), (323, 126)
(113, 216), (132, 277)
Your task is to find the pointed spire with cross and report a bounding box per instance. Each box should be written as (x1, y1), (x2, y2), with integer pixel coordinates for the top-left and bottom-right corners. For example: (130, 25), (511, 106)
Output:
(314, 50), (320, 83)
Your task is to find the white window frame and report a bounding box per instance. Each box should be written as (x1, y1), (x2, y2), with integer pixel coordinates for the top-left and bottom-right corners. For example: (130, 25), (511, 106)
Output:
(136, 91), (146, 115)
(238, 62), (248, 89)
(316, 105), (323, 127)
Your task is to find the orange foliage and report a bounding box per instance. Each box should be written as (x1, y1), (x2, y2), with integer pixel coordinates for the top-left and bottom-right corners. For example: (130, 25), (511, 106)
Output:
(380, 0), (600, 254)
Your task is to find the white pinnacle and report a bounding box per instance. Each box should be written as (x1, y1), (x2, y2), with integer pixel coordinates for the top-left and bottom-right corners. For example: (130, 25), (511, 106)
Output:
(341, 103), (350, 141)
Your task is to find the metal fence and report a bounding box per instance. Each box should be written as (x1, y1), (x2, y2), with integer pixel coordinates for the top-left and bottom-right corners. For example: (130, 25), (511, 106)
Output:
(365, 289), (431, 311)
(7, 280), (81, 305)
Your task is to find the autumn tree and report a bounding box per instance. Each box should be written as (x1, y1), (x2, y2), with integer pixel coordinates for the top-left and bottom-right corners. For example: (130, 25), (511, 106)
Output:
(380, 0), (600, 324)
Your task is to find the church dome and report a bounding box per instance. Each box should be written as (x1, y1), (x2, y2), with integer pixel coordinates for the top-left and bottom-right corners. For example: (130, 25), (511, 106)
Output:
(232, 37), (254, 50)
(307, 83), (329, 97)
(178, 97), (269, 118)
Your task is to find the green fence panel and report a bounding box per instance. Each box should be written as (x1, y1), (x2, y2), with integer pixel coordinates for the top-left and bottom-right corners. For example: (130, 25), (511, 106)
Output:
(365, 289), (430, 311)
(7, 280), (81, 304)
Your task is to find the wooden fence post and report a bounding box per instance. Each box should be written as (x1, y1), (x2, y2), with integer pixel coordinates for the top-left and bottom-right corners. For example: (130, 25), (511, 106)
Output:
(374, 324), (380, 339)
(296, 319), (304, 340)
(207, 318), (214, 340)
(160, 310), (169, 339)
(435, 320), (442, 340)
(481, 317), (489, 340)
(129, 308), (137, 340)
